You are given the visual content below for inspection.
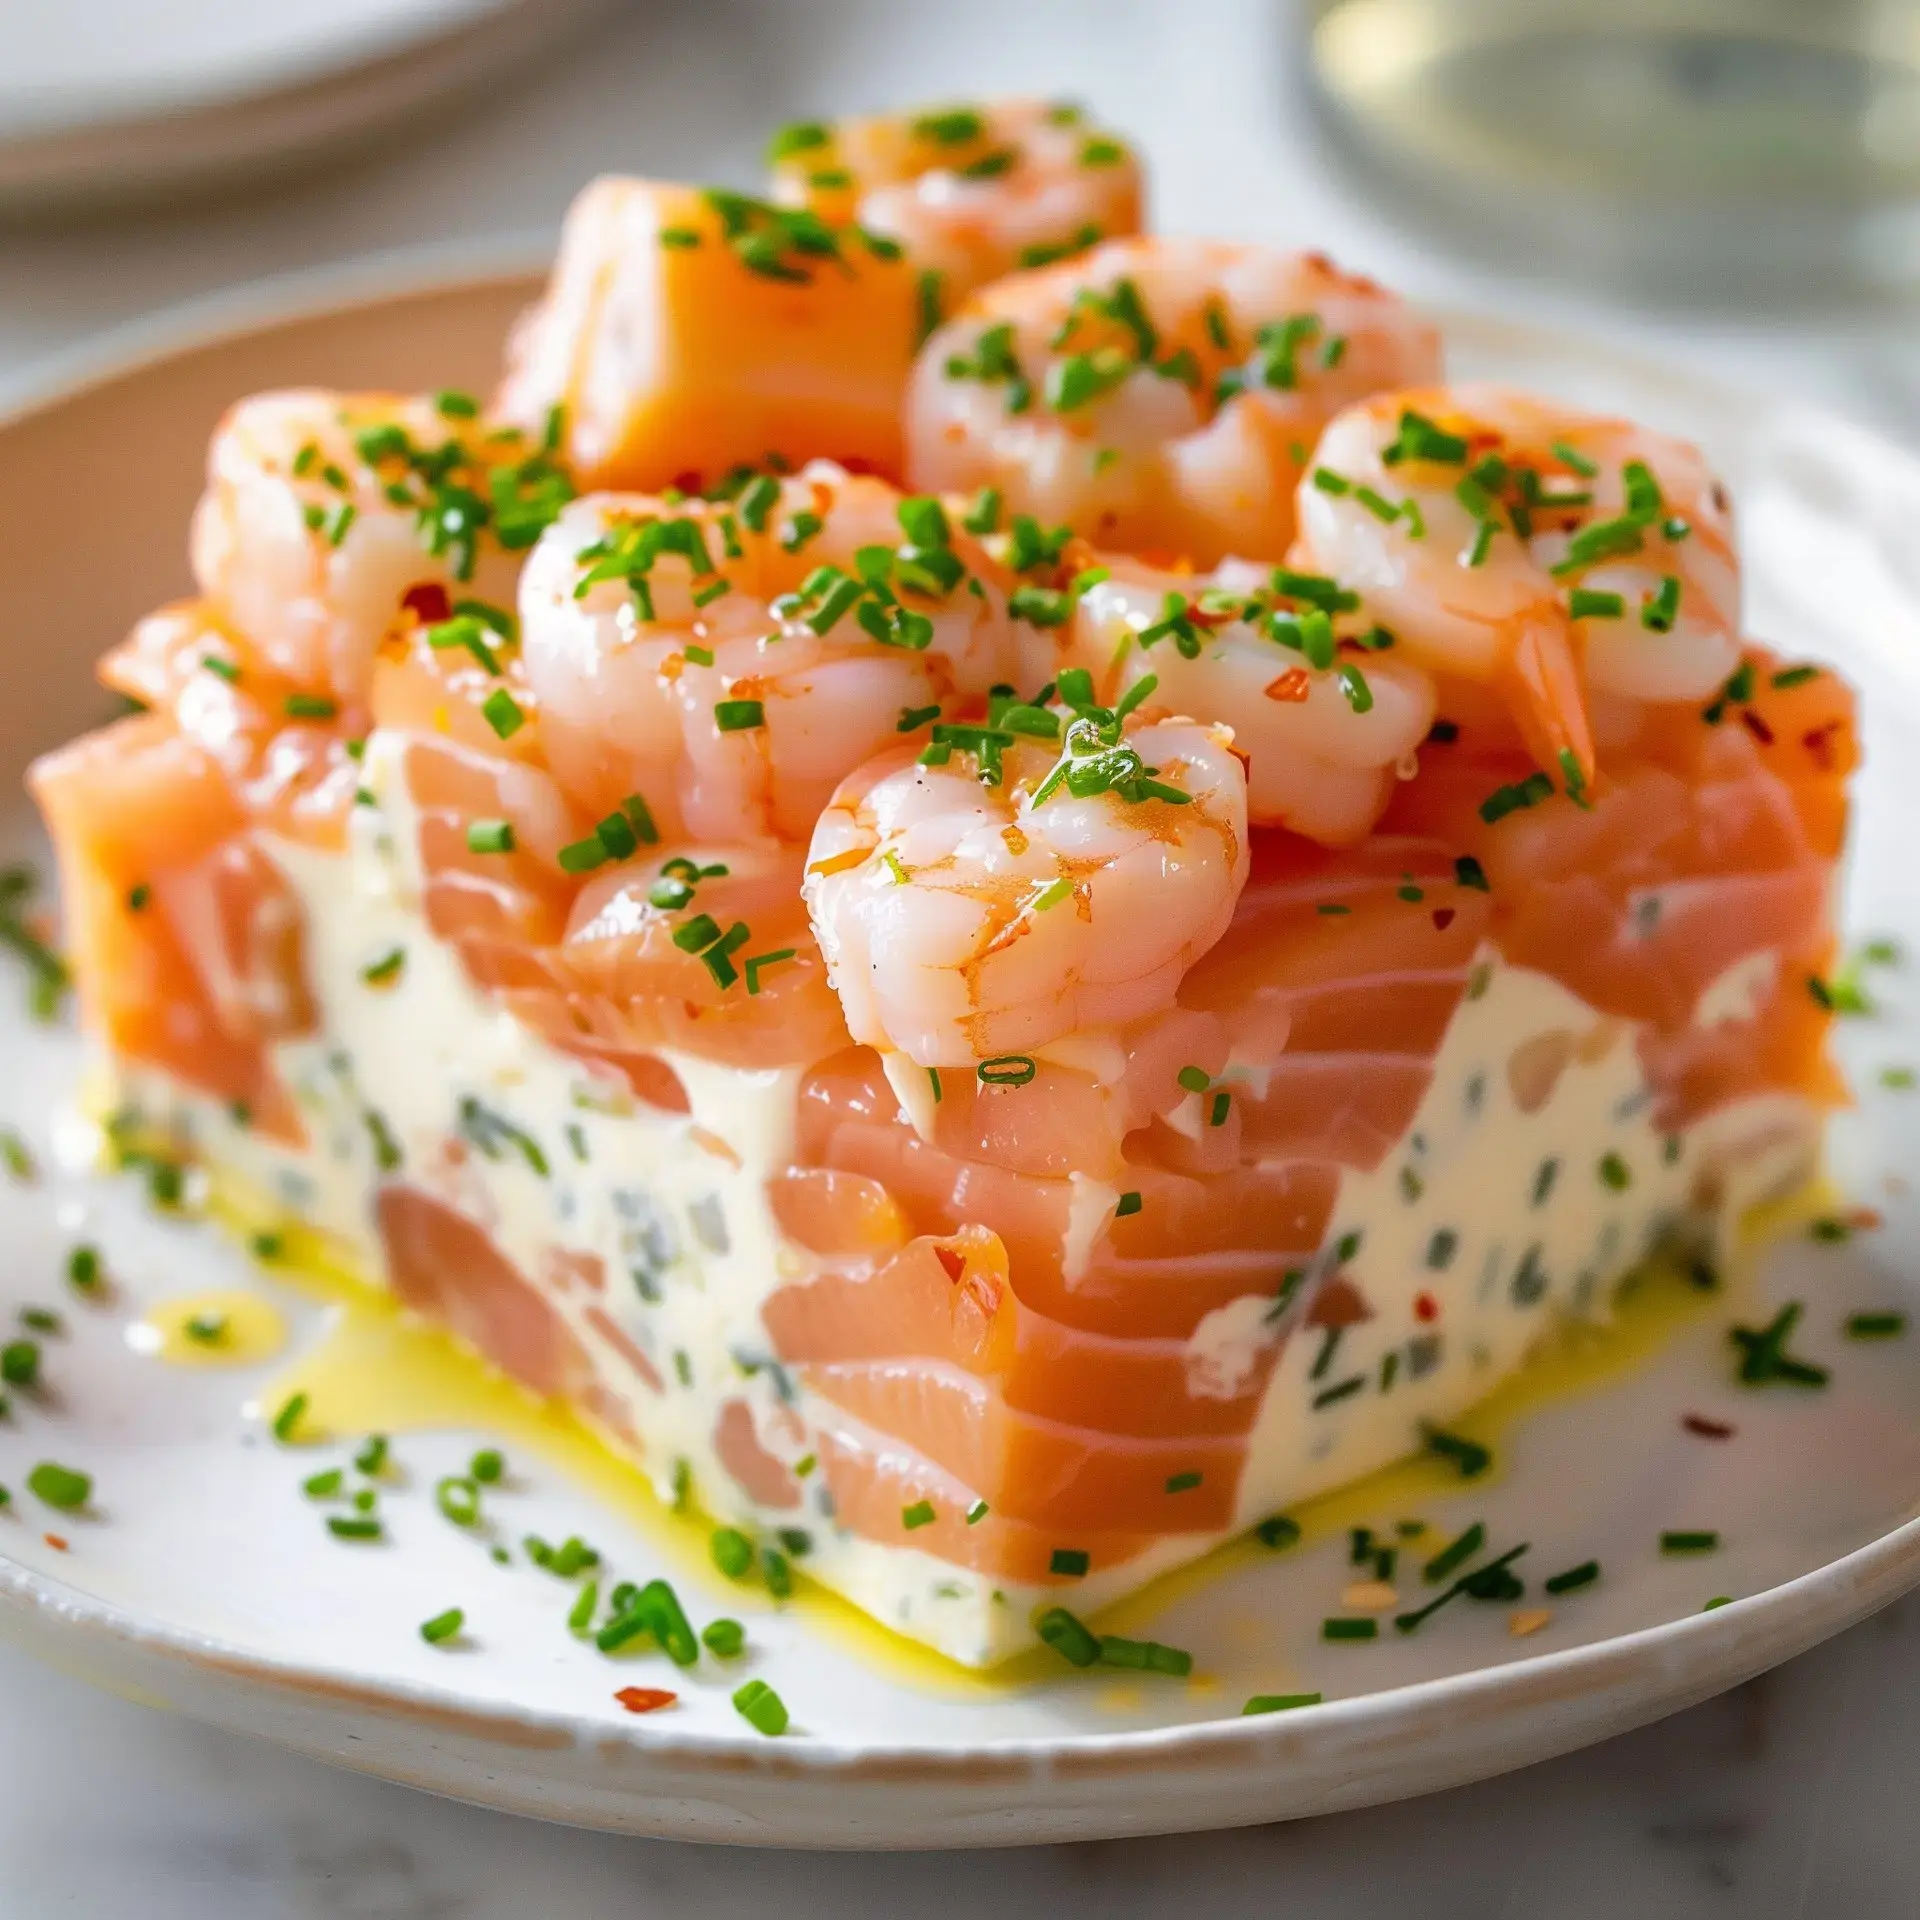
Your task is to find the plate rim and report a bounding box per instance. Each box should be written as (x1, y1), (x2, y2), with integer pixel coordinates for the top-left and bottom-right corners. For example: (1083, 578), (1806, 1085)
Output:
(3, 247), (1917, 1804)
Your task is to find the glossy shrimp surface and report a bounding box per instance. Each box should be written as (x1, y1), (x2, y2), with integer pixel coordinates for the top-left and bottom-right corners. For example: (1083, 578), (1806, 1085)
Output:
(1295, 383), (1741, 780)
(518, 464), (1024, 841)
(905, 237), (1441, 567)
(803, 708), (1248, 1073)
(188, 389), (568, 703)
(767, 97), (1144, 304)
(1065, 558), (1437, 845)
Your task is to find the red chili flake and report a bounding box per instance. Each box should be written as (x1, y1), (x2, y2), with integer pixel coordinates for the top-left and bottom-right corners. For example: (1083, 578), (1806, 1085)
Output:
(934, 1244), (966, 1282)
(401, 581), (452, 625)
(1682, 1413), (1734, 1440)
(1264, 668), (1312, 704)
(615, 1686), (679, 1714)
(1431, 908), (1456, 932)
(1848, 1207), (1884, 1232)
(1802, 722), (1840, 771)
(43, 1534), (68, 1552)
(1414, 1291), (1439, 1323)
(1738, 708), (1775, 746)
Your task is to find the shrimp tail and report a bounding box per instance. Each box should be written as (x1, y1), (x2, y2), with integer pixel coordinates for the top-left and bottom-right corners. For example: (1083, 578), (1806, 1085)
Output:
(1505, 618), (1596, 792)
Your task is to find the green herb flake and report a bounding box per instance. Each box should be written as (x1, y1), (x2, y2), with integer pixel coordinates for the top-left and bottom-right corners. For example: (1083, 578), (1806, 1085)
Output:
(1244, 1692), (1322, 1715)
(420, 1607), (465, 1645)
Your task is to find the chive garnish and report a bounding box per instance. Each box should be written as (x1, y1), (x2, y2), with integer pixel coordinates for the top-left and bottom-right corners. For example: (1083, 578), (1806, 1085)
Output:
(1164, 1472), (1203, 1494)
(901, 1499), (936, 1530)
(1730, 1302), (1828, 1386)
(1846, 1312), (1906, 1339)
(1049, 1548), (1090, 1578)
(436, 1475), (481, 1527)
(26, 1461), (89, 1510)
(1255, 1513), (1302, 1550)
(465, 819), (514, 855)
(271, 1392), (308, 1442)
(711, 1527), (755, 1579)
(1544, 1560), (1600, 1594)
(327, 1515), (381, 1541)
(965, 1499), (989, 1525)
(1037, 1606), (1101, 1666)
(1424, 1426), (1491, 1477)
(1323, 1617), (1377, 1641)
(732, 1679), (788, 1736)
(420, 1608), (465, 1645)
(1244, 1693), (1321, 1714)
(702, 1617), (746, 1658)
(1423, 1522), (1485, 1584)
(303, 1468), (343, 1499)
(1098, 1635), (1193, 1676)
(1660, 1531), (1719, 1555)
(1, 1341), (39, 1388)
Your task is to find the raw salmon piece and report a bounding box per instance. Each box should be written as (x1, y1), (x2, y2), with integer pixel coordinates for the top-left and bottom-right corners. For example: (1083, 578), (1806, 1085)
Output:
(812, 1421), (1163, 1584)
(376, 1186), (592, 1399)
(29, 715), (312, 1140)
(762, 1226), (1274, 1440)
(495, 177), (921, 491)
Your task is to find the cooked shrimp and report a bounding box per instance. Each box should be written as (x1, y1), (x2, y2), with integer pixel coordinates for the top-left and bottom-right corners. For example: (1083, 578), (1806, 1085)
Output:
(803, 710), (1248, 1077)
(1295, 383), (1740, 782)
(518, 464), (1024, 840)
(1064, 558), (1437, 845)
(189, 389), (568, 701)
(905, 238), (1440, 566)
(494, 177), (921, 492)
(767, 97), (1144, 304)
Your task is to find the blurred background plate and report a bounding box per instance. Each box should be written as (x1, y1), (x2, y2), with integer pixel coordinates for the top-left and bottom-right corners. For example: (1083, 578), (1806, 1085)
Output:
(0, 0), (614, 219)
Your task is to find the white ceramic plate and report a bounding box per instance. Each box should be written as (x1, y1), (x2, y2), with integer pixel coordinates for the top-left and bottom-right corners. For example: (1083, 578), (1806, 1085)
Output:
(1, 262), (1918, 1849)
(0, 0), (612, 216)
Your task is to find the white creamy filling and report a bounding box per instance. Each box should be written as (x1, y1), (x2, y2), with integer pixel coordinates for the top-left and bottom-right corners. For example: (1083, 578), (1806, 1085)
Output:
(94, 731), (1821, 1667)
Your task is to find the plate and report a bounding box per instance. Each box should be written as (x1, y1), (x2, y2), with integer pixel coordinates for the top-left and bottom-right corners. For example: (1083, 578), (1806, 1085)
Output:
(0, 0), (611, 218)
(1, 260), (1918, 1849)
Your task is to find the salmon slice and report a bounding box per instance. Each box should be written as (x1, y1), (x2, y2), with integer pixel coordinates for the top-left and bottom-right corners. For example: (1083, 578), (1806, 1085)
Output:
(813, 1420), (1166, 1584)
(762, 1227), (1276, 1440)
(1180, 832), (1491, 1170)
(794, 1046), (1336, 1337)
(376, 1185), (591, 1399)
(29, 715), (312, 1140)
(494, 176), (921, 490)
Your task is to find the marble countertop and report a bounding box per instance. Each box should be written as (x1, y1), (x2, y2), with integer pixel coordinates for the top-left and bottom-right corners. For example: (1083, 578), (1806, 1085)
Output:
(3, 1), (1918, 1910)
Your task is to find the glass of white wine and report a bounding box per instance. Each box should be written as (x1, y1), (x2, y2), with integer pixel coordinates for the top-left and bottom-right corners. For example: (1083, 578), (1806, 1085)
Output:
(1305, 0), (1920, 295)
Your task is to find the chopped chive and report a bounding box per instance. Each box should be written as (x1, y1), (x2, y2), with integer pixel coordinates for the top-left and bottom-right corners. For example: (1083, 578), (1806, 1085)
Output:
(1, 1341), (39, 1387)
(966, 1498), (989, 1525)
(200, 653), (241, 684)
(1115, 1190), (1143, 1218)
(271, 1392), (308, 1442)
(1454, 855), (1489, 892)
(1424, 1427), (1491, 1477)
(1598, 1151), (1631, 1191)
(1568, 588), (1625, 621)
(1254, 1514), (1302, 1549)
(27, 1461), (89, 1508)
(1098, 1635), (1192, 1676)
(1323, 1617), (1377, 1641)
(902, 1499), (936, 1530)
(1049, 1547), (1090, 1578)
(284, 692), (338, 720)
(327, 1515), (381, 1540)
(1165, 1471), (1203, 1494)
(1423, 1522), (1486, 1585)
(1660, 1531), (1719, 1555)
(435, 1475), (481, 1527)
(711, 1526), (755, 1579)
(1244, 1692), (1321, 1714)
(302, 1468), (343, 1498)
(1037, 1606), (1101, 1666)
(481, 687), (525, 739)
(361, 947), (405, 986)
(568, 1582), (599, 1635)
(1730, 1302), (1828, 1387)
(702, 1617), (746, 1658)
(465, 819), (514, 855)
(714, 699), (764, 732)
(1846, 1312), (1906, 1339)
(420, 1607), (465, 1644)
(1544, 1560), (1600, 1595)
(732, 1678), (788, 1736)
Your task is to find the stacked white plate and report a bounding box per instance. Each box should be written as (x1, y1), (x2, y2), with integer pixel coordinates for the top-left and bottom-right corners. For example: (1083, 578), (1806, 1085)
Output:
(0, 0), (608, 217)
